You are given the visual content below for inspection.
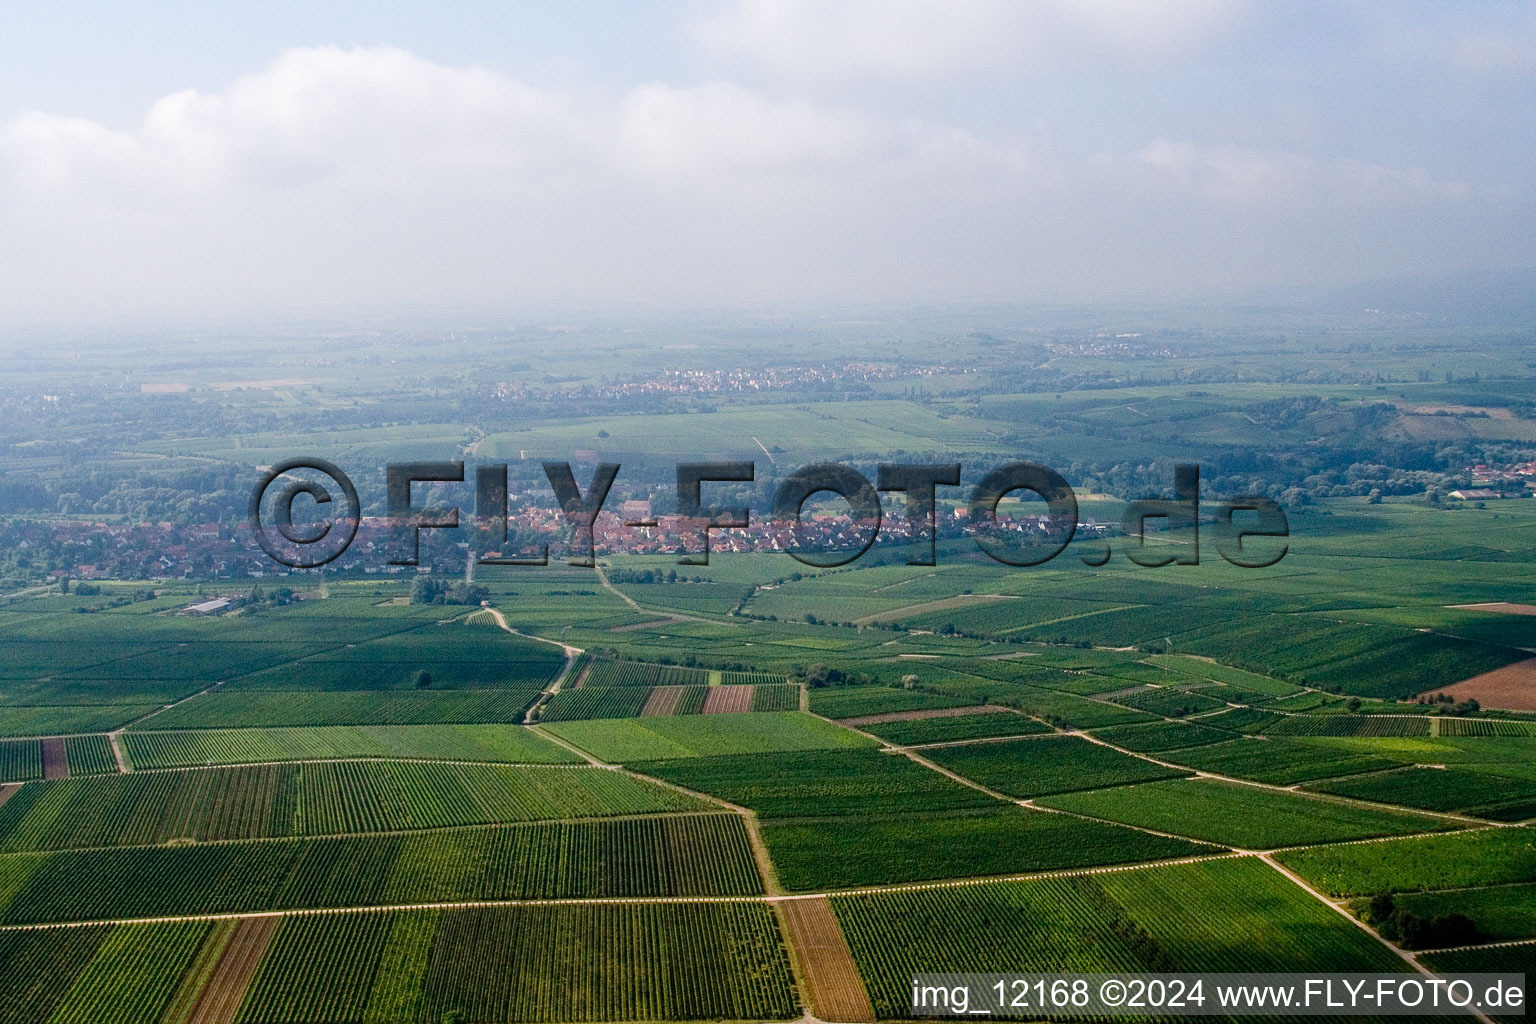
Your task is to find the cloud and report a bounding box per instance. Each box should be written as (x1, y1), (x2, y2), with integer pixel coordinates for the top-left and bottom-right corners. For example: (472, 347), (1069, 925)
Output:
(0, 41), (1526, 321)
(689, 0), (1245, 82)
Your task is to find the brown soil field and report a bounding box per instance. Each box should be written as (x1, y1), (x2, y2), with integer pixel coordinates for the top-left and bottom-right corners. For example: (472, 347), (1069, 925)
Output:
(0, 784), (17, 810)
(185, 916), (279, 1024)
(40, 736), (68, 779)
(838, 705), (1011, 727)
(1404, 404), (1514, 419)
(1450, 602), (1536, 617)
(641, 685), (687, 716)
(1424, 656), (1536, 711)
(702, 685), (755, 713)
(569, 661), (593, 689)
(780, 897), (875, 1023)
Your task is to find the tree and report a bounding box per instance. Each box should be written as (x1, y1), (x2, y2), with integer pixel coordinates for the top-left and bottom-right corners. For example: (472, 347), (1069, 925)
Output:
(415, 670), (433, 689)
(1347, 697), (1362, 712)
(1365, 892), (1395, 926)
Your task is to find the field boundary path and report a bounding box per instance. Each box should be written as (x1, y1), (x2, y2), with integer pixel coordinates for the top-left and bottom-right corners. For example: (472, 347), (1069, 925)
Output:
(594, 564), (741, 627)
(479, 605), (584, 725)
(1258, 854), (1497, 1024)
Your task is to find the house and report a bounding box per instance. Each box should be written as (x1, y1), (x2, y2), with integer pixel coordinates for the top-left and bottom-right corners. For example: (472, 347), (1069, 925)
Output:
(184, 597), (232, 615)
(1448, 488), (1503, 500)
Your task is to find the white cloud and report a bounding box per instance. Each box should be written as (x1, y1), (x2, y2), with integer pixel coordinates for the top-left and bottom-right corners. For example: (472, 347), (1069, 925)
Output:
(689, 0), (1245, 82)
(1138, 139), (1474, 206)
(615, 82), (877, 176)
(0, 41), (1524, 321)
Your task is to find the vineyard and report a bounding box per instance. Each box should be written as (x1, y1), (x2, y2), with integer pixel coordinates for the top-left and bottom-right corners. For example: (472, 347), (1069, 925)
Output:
(858, 711), (1049, 745)
(809, 686), (974, 718)
(62, 735), (117, 775)
(542, 682), (802, 721)
(833, 857), (1407, 1017)
(542, 711), (874, 761)
(1, 502), (1535, 1014)
(137, 689), (545, 729)
(750, 683), (802, 711)
(0, 762), (704, 851)
(1276, 827), (1536, 896)
(722, 671), (787, 686)
(637, 749), (1000, 818)
(1263, 714), (1431, 737)
(1153, 737), (1405, 784)
(1438, 717), (1536, 736)
(0, 739), (41, 782)
(540, 686), (665, 721)
(0, 814), (762, 923)
(123, 723), (579, 768)
(229, 902), (798, 1023)
(1037, 777), (1453, 849)
(921, 735), (1187, 797)
(1388, 881), (1536, 942)
(581, 660), (711, 687)
(1305, 765), (1536, 820)
(231, 649), (564, 691)
(1088, 719), (1232, 752)
(762, 807), (1214, 891)
(0, 706), (158, 737)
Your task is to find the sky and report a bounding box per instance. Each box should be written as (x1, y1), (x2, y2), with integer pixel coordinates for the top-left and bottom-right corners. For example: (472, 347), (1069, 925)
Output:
(0, 1), (1532, 323)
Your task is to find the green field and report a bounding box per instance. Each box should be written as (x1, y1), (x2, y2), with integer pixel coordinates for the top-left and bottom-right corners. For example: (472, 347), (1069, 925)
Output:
(1276, 827), (1536, 896)
(1155, 737), (1406, 784)
(1089, 719), (1235, 752)
(239, 901), (798, 1023)
(1038, 778), (1454, 849)
(835, 857), (1408, 1017)
(636, 749), (999, 818)
(921, 735), (1187, 797)
(0, 921), (207, 1024)
(123, 724), (579, 768)
(10, 328), (1536, 1013)
(538, 686), (653, 722)
(807, 686), (975, 718)
(542, 712), (873, 761)
(858, 711), (1051, 745)
(1387, 882), (1536, 943)
(0, 815), (762, 923)
(764, 807), (1215, 891)
(1305, 765), (1536, 821)
(0, 762), (704, 850)
(136, 690), (544, 729)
